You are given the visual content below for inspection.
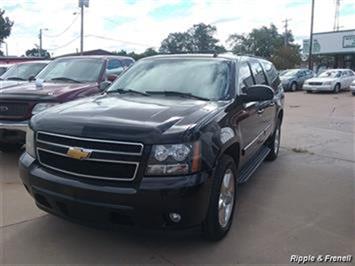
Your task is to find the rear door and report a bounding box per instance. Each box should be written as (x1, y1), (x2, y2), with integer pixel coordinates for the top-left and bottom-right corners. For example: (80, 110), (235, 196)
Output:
(237, 61), (260, 165)
(250, 59), (276, 148)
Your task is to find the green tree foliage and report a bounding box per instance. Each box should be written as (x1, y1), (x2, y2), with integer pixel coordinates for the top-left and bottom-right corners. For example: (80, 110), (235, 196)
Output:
(0, 9), (13, 42)
(160, 23), (225, 53)
(271, 45), (301, 69)
(113, 47), (158, 61)
(227, 24), (301, 68)
(25, 48), (51, 58)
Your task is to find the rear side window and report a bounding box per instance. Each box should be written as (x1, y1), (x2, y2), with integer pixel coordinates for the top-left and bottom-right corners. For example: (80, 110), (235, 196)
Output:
(260, 60), (280, 90)
(107, 59), (123, 70)
(238, 62), (254, 92)
(250, 60), (267, 85)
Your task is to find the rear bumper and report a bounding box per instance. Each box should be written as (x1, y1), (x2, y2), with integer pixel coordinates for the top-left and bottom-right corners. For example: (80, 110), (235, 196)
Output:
(303, 84), (333, 91)
(0, 120), (28, 132)
(19, 152), (213, 229)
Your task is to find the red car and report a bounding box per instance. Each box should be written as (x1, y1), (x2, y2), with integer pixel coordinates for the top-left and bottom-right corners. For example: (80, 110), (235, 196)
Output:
(0, 55), (134, 151)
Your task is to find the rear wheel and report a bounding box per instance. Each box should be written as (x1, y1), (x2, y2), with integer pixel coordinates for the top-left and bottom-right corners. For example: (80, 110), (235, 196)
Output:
(352, 91), (355, 96)
(202, 155), (238, 241)
(333, 83), (340, 93)
(265, 120), (281, 161)
(306, 90), (312, 93)
(0, 142), (23, 153)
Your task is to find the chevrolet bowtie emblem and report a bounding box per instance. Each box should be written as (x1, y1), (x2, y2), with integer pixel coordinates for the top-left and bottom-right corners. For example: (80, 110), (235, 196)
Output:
(66, 147), (92, 160)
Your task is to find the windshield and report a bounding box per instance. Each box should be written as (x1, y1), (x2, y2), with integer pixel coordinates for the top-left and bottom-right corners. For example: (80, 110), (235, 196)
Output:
(0, 67), (8, 76)
(318, 71), (341, 78)
(108, 59), (231, 100)
(37, 58), (103, 83)
(282, 69), (299, 77)
(1, 63), (47, 80)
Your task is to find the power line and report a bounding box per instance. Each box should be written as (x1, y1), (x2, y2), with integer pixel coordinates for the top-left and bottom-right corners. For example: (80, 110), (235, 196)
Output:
(45, 14), (80, 38)
(46, 35), (81, 51)
(86, 34), (157, 48)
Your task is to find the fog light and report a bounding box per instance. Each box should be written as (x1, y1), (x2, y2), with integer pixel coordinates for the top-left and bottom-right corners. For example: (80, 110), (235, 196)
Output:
(169, 212), (181, 223)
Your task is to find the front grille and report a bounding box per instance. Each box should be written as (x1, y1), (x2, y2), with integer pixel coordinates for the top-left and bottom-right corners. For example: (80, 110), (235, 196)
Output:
(36, 131), (144, 181)
(308, 82), (322, 86)
(0, 102), (29, 119)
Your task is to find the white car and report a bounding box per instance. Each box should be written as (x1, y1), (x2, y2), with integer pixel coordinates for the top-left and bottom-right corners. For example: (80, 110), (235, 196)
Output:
(351, 80), (355, 96)
(303, 69), (355, 93)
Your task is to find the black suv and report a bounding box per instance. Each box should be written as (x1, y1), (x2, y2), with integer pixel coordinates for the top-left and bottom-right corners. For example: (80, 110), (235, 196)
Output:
(19, 54), (284, 240)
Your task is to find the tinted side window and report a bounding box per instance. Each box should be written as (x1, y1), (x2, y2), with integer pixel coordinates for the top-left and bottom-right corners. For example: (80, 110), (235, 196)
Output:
(238, 62), (254, 92)
(107, 59), (123, 70)
(260, 60), (279, 90)
(124, 59), (134, 67)
(250, 60), (267, 85)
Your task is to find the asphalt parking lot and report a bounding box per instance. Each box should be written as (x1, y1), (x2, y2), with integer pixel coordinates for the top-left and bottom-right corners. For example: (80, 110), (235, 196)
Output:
(0, 91), (354, 265)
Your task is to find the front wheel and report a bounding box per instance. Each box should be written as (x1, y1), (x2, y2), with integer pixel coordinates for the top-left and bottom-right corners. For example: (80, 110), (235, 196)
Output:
(290, 82), (297, 92)
(202, 155), (238, 241)
(333, 83), (340, 94)
(265, 120), (281, 161)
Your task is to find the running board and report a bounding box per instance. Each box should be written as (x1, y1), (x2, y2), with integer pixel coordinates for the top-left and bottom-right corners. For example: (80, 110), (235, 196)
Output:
(238, 146), (271, 184)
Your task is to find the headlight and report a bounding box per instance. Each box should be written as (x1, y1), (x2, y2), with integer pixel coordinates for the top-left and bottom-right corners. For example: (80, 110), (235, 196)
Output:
(146, 142), (201, 176)
(32, 103), (59, 115)
(26, 128), (36, 158)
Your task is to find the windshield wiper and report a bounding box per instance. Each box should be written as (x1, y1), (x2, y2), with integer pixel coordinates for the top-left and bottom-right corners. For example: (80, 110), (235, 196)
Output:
(5, 77), (26, 81)
(49, 77), (82, 83)
(146, 91), (210, 101)
(107, 88), (150, 96)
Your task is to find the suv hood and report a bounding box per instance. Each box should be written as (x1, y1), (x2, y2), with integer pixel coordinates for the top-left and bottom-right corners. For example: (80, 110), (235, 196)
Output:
(0, 80), (27, 90)
(32, 94), (225, 144)
(0, 82), (97, 99)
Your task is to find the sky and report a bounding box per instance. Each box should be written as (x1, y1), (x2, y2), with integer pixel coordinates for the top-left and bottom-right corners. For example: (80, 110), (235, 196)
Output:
(1, 0), (355, 57)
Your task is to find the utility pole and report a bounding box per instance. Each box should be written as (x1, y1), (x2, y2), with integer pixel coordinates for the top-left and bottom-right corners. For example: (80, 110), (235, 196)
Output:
(282, 18), (291, 47)
(308, 0), (315, 70)
(78, 0), (89, 55)
(333, 0), (340, 31)
(39, 28), (48, 57)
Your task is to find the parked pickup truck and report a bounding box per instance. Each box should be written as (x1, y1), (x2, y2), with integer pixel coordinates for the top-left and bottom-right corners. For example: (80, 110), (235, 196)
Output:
(0, 55), (134, 151)
(19, 54), (284, 240)
(0, 61), (49, 90)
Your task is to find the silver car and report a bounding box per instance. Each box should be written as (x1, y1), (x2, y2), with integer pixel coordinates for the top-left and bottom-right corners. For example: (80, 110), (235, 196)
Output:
(303, 69), (355, 93)
(351, 80), (355, 96)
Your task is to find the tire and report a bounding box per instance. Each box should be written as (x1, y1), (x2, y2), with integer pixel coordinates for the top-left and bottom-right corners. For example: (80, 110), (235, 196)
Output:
(306, 90), (312, 93)
(265, 120), (281, 161)
(333, 83), (340, 94)
(290, 82), (297, 92)
(352, 91), (355, 96)
(202, 155), (238, 241)
(0, 142), (23, 153)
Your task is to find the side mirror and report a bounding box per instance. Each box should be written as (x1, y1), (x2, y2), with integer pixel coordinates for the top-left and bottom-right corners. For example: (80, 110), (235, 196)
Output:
(28, 76), (35, 81)
(99, 80), (112, 91)
(107, 74), (118, 82)
(240, 85), (274, 102)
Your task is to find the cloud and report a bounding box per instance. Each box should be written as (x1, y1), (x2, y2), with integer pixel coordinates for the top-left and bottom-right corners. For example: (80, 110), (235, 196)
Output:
(1, 0), (354, 57)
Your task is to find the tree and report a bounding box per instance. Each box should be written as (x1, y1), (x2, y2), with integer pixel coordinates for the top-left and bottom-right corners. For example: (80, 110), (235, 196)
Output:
(159, 23), (225, 53)
(160, 32), (193, 53)
(25, 48), (51, 58)
(227, 24), (301, 68)
(113, 48), (158, 61)
(0, 9), (13, 43)
(271, 45), (301, 69)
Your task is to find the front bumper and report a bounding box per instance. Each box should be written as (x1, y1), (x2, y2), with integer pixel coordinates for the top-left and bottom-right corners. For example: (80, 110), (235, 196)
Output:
(0, 120), (28, 132)
(19, 152), (213, 229)
(303, 84), (333, 91)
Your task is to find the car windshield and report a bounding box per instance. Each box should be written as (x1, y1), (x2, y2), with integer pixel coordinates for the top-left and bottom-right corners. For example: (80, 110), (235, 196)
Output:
(282, 69), (299, 77)
(1, 63), (47, 80)
(37, 58), (103, 83)
(107, 58), (231, 100)
(318, 71), (341, 78)
(0, 67), (8, 76)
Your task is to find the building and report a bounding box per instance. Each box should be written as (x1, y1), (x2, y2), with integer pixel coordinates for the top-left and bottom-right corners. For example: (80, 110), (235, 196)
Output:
(0, 56), (49, 64)
(303, 29), (355, 71)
